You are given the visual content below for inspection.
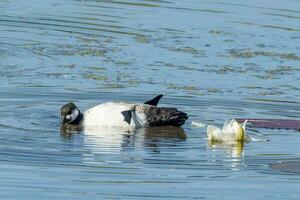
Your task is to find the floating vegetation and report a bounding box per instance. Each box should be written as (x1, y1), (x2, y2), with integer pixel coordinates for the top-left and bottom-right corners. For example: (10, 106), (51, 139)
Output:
(206, 88), (223, 93)
(82, 74), (107, 81)
(165, 63), (196, 71)
(203, 64), (261, 74)
(47, 73), (65, 77)
(167, 83), (199, 91)
(210, 30), (222, 35)
(254, 66), (300, 79)
(241, 85), (263, 89)
(103, 83), (125, 88)
(165, 63), (176, 67)
(79, 48), (107, 57)
(241, 86), (286, 96)
(177, 65), (196, 71)
(258, 90), (284, 96)
(254, 74), (275, 80)
(168, 46), (203, 55)
(134, 35), (150, 44)
(151, 68), (160, 71)
(127, 79), (140, 86)
(266, 66), (300, 75)
(203, 65), (246, 74)
(23, 42), (111, 57)
(166, 83), (226, 95)
(115, 61), (133, 66)
(59, 64), (76, 68)
(210, 29), (235, 36)
(228, 49), (300, 60)
(22, 83), (48, 88)
(86, 66), (107, 72)
(182, 85), (199, 91)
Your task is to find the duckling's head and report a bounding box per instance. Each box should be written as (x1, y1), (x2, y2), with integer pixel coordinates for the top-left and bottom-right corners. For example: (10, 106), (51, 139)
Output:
(60, 103), (82, 124)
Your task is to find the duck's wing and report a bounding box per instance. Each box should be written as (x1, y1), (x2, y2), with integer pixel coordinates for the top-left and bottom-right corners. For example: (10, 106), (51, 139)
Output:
(138, 105), (188, 127)
(144, 94), (163, 106)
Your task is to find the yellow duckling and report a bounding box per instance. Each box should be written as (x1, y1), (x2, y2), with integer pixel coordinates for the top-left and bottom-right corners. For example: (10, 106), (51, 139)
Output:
(207, 119), (249, 142)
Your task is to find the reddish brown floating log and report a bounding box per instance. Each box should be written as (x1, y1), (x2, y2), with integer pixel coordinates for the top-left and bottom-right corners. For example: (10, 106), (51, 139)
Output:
(236, 119), (300, 130)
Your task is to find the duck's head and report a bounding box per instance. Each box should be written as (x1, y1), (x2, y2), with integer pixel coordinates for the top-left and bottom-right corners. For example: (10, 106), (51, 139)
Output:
(60, 103), (82, 124)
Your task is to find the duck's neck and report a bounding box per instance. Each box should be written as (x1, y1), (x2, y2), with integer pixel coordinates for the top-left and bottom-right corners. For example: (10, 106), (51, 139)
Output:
(70, 112), (83, 125)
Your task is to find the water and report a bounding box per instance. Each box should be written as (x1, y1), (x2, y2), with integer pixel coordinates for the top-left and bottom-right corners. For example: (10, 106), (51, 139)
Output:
(1, 0), (300, 199)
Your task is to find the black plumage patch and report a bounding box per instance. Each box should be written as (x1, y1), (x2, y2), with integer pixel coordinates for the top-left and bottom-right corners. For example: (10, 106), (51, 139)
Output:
(121, 110), (132, 125)
(144, 94), (163, 106)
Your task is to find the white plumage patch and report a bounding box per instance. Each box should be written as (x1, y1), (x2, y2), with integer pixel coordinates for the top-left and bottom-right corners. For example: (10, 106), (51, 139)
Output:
(82, 102), (147, 127)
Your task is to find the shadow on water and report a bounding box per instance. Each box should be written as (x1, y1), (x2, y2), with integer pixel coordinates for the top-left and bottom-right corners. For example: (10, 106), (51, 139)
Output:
(61, 125), (186, 151)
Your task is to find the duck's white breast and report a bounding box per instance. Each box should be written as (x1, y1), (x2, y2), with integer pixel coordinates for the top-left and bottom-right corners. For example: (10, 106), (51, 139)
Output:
(83, 102), (145, 127)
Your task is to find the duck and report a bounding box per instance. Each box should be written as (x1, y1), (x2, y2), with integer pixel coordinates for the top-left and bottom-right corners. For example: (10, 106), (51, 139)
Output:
(207, 119), (250, 143)
(60, 95), (188, 128)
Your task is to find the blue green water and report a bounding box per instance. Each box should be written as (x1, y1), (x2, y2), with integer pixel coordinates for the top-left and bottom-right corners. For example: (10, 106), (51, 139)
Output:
(1, 0), (300, 199)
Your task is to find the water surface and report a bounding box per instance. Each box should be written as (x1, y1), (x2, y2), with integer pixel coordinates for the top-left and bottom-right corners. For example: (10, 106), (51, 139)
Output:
(1, 0), (300, 199)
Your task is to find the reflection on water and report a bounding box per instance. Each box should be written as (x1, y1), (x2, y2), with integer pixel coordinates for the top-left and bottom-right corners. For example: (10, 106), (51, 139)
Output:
(208, 140), (245, 158)
(62, 125), (186, 154)
(1, 0), (300, 199)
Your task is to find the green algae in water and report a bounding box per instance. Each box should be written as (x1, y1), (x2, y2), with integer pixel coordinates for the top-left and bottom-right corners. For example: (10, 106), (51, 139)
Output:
(228, 49), (300, 60)
(182, 85), (199, 91)
(203, 64), (258, 74)
(22, 83), (49, 88)
(103, 83), (125, 88)
(168, 46), (202, 55)
(115, 61), (133, 66)
(167, 83), (199, 91)
(87, 66), (107, 71)
(79, 49), (107, 57)
(83, 74), (107, 81)
(47, 73), (66, 77)
(258, 90), (284, 96)
(177, 65), (196, 71)
(59, 64), (76, 69)
(127, 79), (140, 86)
(165, 63), (176, 68)
(266, 66), (300, 75)
(134, 35), (150, 44)
(210, 29), (235, 36)
(254, 74), (277, 80)
(254, 66), (300, 79)
(242, 85), (263, 89)
(206, 88), (223, 93)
